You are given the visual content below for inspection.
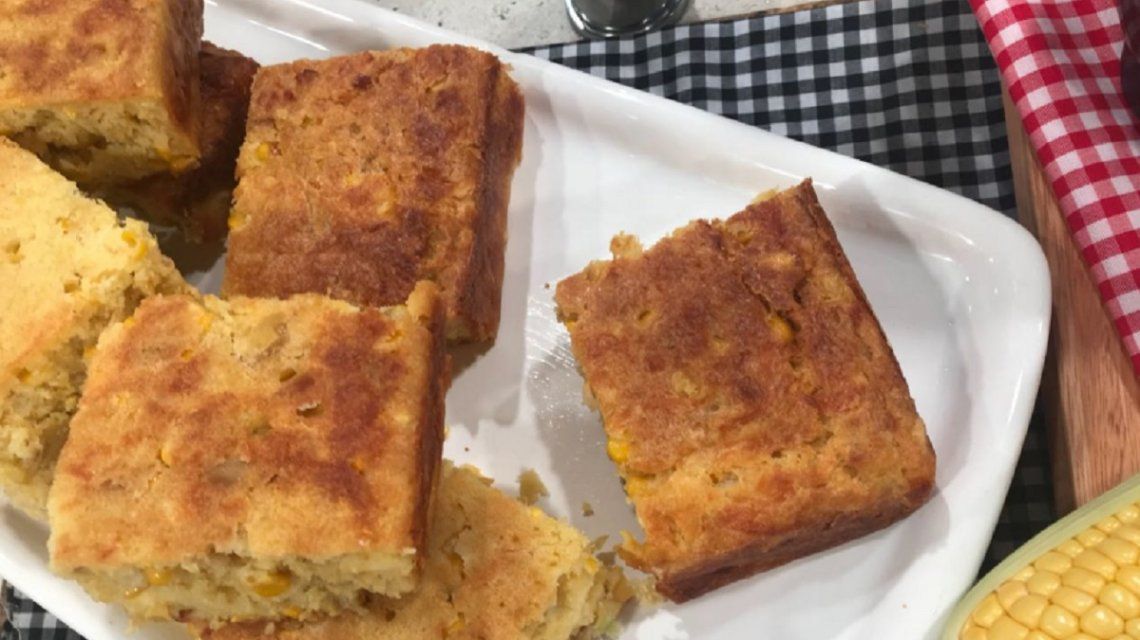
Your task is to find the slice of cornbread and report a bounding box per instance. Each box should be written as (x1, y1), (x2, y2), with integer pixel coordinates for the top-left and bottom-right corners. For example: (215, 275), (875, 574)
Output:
(48, 284), (448, 624)
(0, 138), (186, 520)
(223, 45), (524, 343)
(554, 180), (936, 602)
(0, 0), (202, 183)
(196, 463), (632, 640)
(92, 43), (259, 243)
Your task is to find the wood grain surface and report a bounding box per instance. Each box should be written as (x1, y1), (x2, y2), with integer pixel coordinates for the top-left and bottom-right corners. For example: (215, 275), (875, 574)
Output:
(1003, 91), (1140, 514)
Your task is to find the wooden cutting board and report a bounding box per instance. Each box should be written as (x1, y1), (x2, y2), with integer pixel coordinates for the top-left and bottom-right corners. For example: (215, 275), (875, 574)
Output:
(1003, 90), (1140, 514)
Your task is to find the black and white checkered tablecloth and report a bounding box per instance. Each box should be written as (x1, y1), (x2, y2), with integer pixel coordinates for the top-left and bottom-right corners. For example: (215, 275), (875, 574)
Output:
(1, 0), (1053, 636)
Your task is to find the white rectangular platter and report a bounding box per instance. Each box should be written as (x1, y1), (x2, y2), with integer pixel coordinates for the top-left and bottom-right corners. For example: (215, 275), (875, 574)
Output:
(0, 1), (1051, 638)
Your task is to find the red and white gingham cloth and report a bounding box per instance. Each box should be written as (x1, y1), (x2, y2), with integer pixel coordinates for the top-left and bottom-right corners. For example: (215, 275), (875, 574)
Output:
(970, 0), (1140, 375)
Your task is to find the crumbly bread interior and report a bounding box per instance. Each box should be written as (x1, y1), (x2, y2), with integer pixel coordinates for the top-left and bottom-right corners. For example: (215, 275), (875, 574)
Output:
(5, 100), (198, 183)
(0, 139), (186, 519)
(196, 464), (633, 640)
(92, 43), (259, 242)
(73, 550), (415, 625)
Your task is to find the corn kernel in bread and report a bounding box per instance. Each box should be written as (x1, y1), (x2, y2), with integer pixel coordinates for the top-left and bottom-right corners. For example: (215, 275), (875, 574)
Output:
(0, 0), (202, 182)
(92, 43), (259, 243)
(0, 138), (186, 520)
(196, 464), (632, 640)
(223, 45), (524, 342)
(555, 180), (936, 602)
(48, 284), (448, 624)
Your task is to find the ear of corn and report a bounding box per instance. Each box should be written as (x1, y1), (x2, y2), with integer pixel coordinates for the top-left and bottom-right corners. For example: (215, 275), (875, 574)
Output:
(944, 473), (1140, 640)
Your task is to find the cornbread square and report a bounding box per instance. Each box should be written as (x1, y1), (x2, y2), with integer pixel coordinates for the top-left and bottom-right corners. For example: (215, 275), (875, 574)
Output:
(223, 45), (524, 343)
(197, 464), (632, 640)
(555, 181), (936, 602)
(93, 43), (259, 243)
(0, 0), (202, 183)
(48, 283), (448, 624)
(0, 138), (186, 520)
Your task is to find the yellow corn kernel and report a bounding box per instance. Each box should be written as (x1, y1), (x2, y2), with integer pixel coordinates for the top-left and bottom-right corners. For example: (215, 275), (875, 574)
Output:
(256, 142), (271, 161)
(158, 445), (174, 467)
(1012, 565), (1035, 582)
(998, 581), (1030, 611)
(1059, 539), (1089, 558)
(1064, 567), (1108, 596)
(57, 217), (71, 232)
(1115, 565), (1140, 597)
(1112, 525), (1140, 546)
(1097, 537), (1139, 566)
(624, 476), (648, 497)
(1024, 632), (1053, 640)
(960, 624), (986, 640)
(1117, 505), (1139, 523)
(1078, 529), (1108, 548)
(1036, 551), (1073, 574)
(1080, 604), (1124, 638)
(228, 211), (248, 231)
(606, 439), (630, 464)
(988, 615), (1029, 640)
(120, 230), (148, 260)
(1074, 549), (1118, 581)
(1008, 594), (1049, 627)
(1027, 570), (1061, 597)
(145, 568), (172, 586)
(1039, 604), (1081, 637)
(1052, 586), (1098, 614)
(249, 570), (292, 598)
(1099, 583), (1140, 619)
(282, 606), (301, 619)
(972, 594), (1004, 628)
(1097, 517), (1123, 534)
(767, 313), (794, 343)
(585, 556), (600, 573)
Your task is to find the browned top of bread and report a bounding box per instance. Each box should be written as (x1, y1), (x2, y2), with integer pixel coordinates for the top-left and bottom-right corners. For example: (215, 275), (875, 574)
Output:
(0, 0), (201, 132)
(48, 283), (447, 569)
(223, 45), (524, 341)
(555, 181), (935, 599)
(197, 464), (631, 640)
(96, 42), (259, 241)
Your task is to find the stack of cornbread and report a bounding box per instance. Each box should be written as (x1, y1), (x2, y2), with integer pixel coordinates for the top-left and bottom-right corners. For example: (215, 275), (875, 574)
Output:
(0, 0), (937, 636)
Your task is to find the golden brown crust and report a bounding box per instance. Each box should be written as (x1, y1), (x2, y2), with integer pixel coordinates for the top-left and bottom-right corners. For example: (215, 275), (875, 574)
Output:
(406, 285), (449, 558)
(94, 43), (259, 241)
(223, 45), (523, 342)
(556, 180), (936, 602)
(48, 286), (447, 569)
(161, 0), (202, 140)
(652, 500), (915, 601)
